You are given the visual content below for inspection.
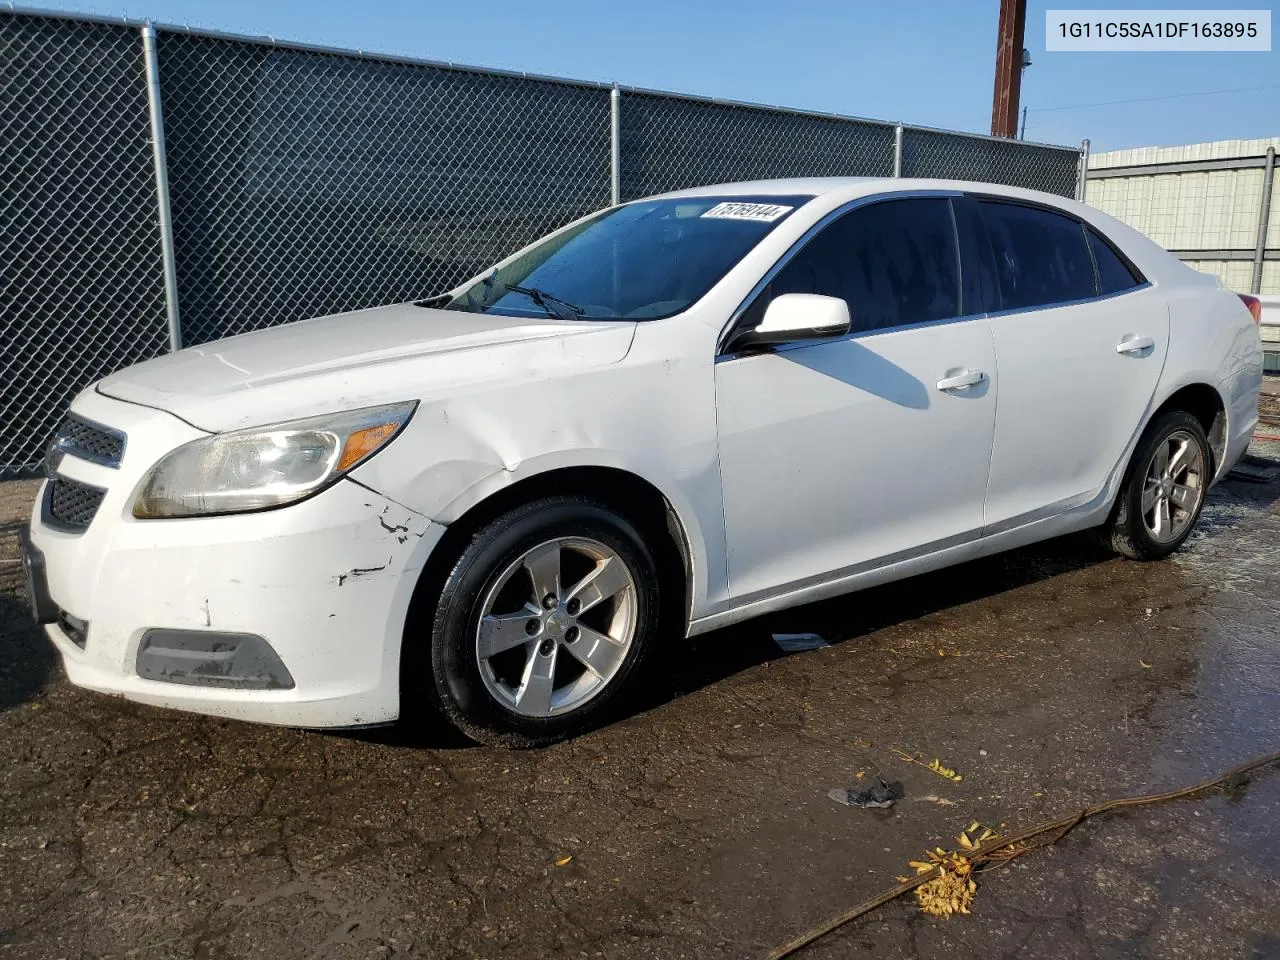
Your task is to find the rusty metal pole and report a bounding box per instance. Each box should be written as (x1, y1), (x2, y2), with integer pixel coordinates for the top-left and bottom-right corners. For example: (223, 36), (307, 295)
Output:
(990, 0), (1027, 138)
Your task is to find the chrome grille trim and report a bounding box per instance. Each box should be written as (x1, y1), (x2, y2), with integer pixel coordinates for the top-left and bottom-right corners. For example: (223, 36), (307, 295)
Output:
(48, 414), (126, 470)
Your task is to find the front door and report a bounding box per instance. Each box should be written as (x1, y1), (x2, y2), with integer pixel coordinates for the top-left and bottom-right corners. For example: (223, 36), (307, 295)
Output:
(714, 196), (999, 605)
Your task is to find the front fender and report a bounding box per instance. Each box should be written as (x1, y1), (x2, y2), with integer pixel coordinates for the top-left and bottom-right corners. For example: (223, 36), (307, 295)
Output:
(433, 449), (715, 627)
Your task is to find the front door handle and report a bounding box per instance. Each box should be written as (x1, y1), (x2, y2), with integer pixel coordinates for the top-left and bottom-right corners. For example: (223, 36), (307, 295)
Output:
(1116, 335), (1155, 354)
(936, 369), (986, 392)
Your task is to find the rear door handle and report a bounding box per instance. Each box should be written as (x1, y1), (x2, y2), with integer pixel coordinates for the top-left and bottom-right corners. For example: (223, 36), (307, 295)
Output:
(936, 369), (986, 392)
(1116, 335), (1155, 354)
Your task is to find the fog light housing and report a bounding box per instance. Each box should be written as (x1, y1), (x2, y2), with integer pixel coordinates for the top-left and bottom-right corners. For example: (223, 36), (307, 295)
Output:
(135, 630), (295, 690)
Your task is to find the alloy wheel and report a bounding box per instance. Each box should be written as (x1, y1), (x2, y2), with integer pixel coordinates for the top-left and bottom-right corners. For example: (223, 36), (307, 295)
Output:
(474, 537), (638, 717)
(1140, 429), (1205, 543)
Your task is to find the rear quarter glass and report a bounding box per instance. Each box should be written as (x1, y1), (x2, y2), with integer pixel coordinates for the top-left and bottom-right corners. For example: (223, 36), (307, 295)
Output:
(1087, 227), (1145, 295)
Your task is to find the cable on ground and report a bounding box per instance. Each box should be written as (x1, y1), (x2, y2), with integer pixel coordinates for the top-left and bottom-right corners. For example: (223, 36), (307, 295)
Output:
(766, 749), (1280, 960)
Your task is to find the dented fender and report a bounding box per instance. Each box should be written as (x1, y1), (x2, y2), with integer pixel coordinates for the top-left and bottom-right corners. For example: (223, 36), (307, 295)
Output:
(347, 315), (733, 624)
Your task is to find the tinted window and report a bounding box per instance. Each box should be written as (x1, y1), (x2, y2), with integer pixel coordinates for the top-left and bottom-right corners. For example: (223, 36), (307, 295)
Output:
(979, 201), (1096, 310)
(952, 197), (1001, 314)
(765, 198), (960, 333)
(1088, 227), (1143, 295)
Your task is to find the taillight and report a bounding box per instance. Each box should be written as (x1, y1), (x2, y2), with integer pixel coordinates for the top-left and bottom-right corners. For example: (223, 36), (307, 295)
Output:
(1238, 293), (1262, 325)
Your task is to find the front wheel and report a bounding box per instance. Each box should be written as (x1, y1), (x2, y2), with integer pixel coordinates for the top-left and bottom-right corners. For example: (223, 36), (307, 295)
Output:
(1097, 410), (1211, 560)
(419, 496), (663, 747)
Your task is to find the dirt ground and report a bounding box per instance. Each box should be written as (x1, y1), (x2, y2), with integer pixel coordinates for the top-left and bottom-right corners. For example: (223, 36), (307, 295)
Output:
(2, 439), (1280, 960)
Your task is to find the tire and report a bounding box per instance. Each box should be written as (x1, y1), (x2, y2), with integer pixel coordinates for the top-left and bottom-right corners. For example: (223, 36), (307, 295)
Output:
(416, 496), (663, 747)
(1097, 410), (1212, 561)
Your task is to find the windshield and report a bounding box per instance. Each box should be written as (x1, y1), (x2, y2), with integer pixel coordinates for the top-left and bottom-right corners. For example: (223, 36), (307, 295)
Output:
(439, 195), (812, 321)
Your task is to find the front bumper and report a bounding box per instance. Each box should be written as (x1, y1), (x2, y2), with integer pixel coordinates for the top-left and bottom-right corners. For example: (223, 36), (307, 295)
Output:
(28, 389), (444, 728)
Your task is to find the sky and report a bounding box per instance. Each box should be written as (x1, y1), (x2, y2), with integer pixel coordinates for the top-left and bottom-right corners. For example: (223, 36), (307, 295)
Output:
(26, 0), (1279, 152)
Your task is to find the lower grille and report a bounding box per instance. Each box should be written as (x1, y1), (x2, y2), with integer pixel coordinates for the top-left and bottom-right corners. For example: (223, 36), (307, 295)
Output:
(45, 477), (107, 531)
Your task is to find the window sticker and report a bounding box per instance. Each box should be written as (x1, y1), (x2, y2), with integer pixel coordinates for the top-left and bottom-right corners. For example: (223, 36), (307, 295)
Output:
(700, 202), (794, 223)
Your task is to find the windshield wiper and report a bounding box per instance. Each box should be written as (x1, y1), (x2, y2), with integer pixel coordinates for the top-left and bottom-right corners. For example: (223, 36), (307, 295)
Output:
(504, 284), (583, 322)
(413, 293), (453, 308)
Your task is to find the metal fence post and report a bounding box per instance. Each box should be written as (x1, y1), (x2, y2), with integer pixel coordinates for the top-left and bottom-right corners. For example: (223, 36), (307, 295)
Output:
(609, 85), (621, 206)
(1251, 145), (1276, 295)
(893, 123), (903, 177)
(141, 23), (182, 351)
(1076, 138), (1091, 202)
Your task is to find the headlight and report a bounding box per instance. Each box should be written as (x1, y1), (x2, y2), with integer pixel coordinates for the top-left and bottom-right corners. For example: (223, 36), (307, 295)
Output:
(132, 401), (417, 518)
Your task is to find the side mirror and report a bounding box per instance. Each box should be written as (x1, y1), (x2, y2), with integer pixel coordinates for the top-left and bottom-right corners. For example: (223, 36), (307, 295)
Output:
(731, 294), (851, 350)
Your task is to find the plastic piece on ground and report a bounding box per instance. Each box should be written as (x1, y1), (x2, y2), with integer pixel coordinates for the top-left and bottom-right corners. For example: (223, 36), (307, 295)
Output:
(772, 632), (829, 653)
(829, 778), (905, 808)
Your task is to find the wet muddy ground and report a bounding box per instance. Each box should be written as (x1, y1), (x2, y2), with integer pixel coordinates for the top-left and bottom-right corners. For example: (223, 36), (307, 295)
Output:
(2, 439), (1280, 960)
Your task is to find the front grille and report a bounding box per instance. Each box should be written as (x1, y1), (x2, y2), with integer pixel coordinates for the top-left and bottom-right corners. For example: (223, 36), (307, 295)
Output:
(51, 415), (126, 468)
(45, 477), (107, 530)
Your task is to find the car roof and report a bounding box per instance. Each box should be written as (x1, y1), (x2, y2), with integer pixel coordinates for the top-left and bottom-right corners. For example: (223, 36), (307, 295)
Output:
(653, 176), (881, 199)
(649, 177), (1203, 290)
(653, 176), (1066, 206)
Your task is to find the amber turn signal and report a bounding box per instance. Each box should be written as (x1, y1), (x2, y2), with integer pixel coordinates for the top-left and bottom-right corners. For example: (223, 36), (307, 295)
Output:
(338, 422), (401, 471)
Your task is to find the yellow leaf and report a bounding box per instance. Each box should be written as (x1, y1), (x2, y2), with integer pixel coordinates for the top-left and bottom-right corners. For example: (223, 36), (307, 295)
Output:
(958, 833), (974, 850)
(924, 758), (964, 782)
(967, 821), (980, 832)
(1139, 660), (1153, 669)
(555, 855), (573, 866)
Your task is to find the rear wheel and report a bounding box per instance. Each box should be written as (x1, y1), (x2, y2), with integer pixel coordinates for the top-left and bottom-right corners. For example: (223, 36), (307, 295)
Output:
(1097, 411), (1211, 560)
(418, 496), (662, 747)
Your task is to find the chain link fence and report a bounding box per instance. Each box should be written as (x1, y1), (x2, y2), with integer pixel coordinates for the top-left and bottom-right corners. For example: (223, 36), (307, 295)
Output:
(157, 33), (613, 346)
(900, 127), (1081, 196)
(618, 92), (896, 199)
(1, 9), (1085, 479)
(2, 14), (171, 477)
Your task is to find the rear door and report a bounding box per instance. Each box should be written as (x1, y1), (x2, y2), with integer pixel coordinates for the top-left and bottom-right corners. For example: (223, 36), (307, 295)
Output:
(975, 197), (1168, 531)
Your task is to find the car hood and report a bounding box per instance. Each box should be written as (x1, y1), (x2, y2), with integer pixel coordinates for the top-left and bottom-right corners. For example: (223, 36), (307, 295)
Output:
(97, 303), (637, 432)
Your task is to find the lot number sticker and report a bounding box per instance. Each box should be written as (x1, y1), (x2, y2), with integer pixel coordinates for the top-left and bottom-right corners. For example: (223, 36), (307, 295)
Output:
(700, 202), (794, 223)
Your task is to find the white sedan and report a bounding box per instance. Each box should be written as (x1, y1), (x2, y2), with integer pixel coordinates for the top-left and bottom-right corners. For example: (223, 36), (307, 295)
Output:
(22, 178), (1263, 745)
